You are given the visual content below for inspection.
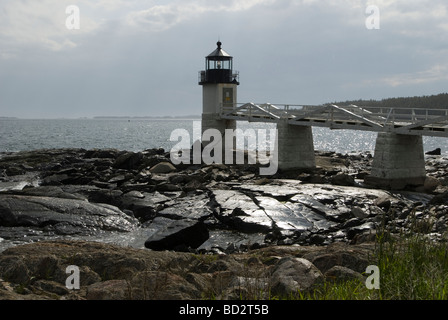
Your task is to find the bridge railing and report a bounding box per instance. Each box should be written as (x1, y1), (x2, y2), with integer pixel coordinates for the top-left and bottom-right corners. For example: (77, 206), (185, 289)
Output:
(220, 103), (448, 128)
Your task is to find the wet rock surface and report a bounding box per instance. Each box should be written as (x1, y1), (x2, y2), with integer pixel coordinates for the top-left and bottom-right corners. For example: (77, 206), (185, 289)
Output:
(0, 148), (447, 299)
(0, 148), (447, 253)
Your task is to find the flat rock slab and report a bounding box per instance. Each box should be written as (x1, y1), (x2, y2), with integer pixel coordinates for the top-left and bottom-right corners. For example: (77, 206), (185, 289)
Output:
(0, 194), (138, 235)
(158, 193), (213, 221)
(212, 190), (272, 233)
(256, 196), (316, 231)
(212, 187), (340, 234)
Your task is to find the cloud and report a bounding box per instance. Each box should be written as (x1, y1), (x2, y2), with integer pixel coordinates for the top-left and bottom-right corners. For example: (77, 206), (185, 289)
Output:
(0, 0), (102, 54)
(381, 64), (448, 87)
(124, 0), (275, 32)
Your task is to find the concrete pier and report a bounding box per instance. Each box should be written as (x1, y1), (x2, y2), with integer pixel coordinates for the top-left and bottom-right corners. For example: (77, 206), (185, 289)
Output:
(277, 121), (316, 170)
(365, 133), (426, 189)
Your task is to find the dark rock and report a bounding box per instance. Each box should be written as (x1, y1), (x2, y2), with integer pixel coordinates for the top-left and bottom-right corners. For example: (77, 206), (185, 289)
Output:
(350, 229), (378, 244)
(12, 186), (87, 201)
(346, 222), (375, 240)
(430, 191), (448, 205)
(41, 174), (71, 186)
(33, 279), (71, 296)
(306, 251), (370, 274)
(155, 183), (182, 192)
(309, 234), (326, 245)
(324, 266), (364, 282)
(117, 191), (170, 221)
(374, 195), (392, 210)
(351, 206), (369, 219)
(183, 179), (205, 192)
(331, 173), (355, 186)
(86, 188), (123, 205)
(424, 176), (441, 193)
(5, 167), (25, 176)
(149, 162), (176, 174)
(0, 194), (138, 234)
(113, 151), (142, 170)
(341, 217), (363, 229)
(426, 148), (441, 155)
(141, 154), (170, 169)
(107, 174), (128, 184)
(86, 149), (119, 159)
(144, 218), (209, 251)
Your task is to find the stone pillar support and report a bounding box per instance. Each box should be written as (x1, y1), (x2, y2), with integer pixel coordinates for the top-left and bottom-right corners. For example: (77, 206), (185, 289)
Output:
(276, 121), (315, 170)
(365, 133), (426, 189)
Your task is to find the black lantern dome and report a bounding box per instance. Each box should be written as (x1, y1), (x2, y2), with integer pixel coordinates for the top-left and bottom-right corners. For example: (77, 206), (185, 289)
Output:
(199, 42), (239, 85)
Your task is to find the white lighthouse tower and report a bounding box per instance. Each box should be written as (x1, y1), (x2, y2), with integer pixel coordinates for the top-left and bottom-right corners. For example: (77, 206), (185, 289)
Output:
(199, 41), (239, 146)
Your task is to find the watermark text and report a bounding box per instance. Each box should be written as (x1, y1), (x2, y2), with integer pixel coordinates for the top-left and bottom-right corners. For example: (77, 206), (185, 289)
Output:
(66, 5), (80, 30)
(65, 265), (80, 290)
(170, 121), (278, 175)
(365, 5), (380, 30)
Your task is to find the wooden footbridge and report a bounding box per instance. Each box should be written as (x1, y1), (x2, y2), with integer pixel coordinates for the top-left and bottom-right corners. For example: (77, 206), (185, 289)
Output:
(220, 103), (448, 137)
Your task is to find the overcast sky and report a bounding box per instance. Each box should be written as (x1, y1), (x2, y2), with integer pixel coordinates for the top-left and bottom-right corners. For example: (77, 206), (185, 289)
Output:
(1, 0), (447, 118)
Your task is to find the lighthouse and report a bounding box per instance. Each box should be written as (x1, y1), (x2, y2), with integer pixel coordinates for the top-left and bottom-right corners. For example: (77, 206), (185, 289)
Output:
(199, 41), (239, 147)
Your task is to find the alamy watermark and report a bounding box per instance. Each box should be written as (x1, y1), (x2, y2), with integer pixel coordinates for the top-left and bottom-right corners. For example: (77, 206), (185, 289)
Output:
(365, 5), (380, 30)
(65, 265), (80, 290)
(169, 121), (278, 175)
(365, 265), (380, 289)
(66, 5), (80, 30)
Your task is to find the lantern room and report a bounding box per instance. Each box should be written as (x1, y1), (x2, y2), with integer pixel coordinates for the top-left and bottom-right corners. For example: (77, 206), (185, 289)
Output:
(199, 41), (239, 85)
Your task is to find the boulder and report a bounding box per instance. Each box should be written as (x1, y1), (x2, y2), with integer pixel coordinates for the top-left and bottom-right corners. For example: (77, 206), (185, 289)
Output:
(113, 151), (142, 170)
(270, 257), (323, 297)
(426, 148), (441, 155)
(351, 206), (369, 219)
(331, 173), (355, 186)
(149, 162), (176, 174)
(306, 250), (370, 274)
(374, 195), (392, 210)
(324, 265), (364, 282)
(424, 176), (441, 193)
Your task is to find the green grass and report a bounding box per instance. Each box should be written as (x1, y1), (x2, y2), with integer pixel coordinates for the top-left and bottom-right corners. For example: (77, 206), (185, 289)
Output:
(293, 215), (448, 300)
(199, 209), (448, 300)
(374, 233), (448, 300)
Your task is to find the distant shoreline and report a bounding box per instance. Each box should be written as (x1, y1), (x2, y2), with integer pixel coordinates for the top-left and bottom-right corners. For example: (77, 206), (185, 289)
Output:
(93, 115), (201, 120)
(0, 116), (201, 120)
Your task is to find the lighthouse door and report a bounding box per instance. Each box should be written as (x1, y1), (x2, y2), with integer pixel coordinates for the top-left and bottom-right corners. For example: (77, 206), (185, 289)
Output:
(222, 88), (234, 112)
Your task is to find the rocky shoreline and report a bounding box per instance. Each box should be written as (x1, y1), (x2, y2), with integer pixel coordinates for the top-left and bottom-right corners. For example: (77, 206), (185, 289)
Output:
(0, 147), (447, 299)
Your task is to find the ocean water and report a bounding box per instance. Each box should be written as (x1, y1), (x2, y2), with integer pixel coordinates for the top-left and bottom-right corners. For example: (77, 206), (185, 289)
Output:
(0, 118), (447, 155)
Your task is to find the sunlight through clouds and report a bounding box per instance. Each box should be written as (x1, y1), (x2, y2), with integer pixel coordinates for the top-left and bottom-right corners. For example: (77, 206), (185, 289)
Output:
(1, 0), (448, 118)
